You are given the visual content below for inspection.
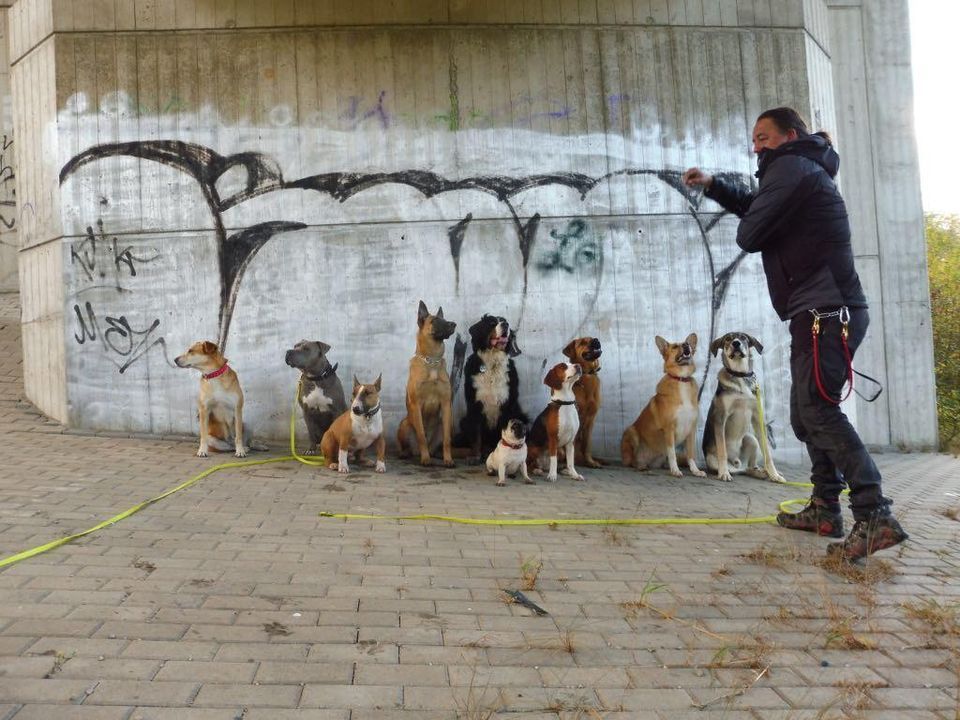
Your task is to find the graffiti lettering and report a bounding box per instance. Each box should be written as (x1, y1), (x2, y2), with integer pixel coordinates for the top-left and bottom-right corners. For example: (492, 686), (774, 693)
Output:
(340, 91), (390, 130)
(72, 301), (171, 374)
(536, 218), (599, 274)
(0, 134), (15, 231)
(70, 219), (160, 284)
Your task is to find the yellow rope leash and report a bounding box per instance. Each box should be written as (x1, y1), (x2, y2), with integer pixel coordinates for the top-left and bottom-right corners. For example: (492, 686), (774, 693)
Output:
(0, 381), (820, 568)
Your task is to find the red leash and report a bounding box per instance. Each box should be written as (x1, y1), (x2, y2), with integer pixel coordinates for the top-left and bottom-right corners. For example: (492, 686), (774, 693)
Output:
(811, 307), (854, 404)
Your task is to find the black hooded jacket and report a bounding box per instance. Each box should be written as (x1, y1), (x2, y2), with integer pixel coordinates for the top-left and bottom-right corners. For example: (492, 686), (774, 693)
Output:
(704, 133), (867, 320)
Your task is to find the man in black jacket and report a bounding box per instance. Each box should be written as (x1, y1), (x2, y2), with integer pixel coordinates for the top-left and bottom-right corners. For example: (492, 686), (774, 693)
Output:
(683, 107), (908, 561)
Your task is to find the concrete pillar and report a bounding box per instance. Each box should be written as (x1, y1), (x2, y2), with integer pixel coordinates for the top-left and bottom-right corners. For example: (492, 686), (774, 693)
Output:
(5, 0), (931, 461)
(827, 0), (937, 450)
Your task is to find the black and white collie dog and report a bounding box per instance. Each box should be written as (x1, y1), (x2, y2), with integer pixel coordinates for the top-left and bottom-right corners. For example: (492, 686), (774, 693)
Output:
(455, 315), (528, 461)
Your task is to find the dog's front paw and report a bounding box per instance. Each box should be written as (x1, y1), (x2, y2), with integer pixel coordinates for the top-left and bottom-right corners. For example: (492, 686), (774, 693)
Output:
(564, 470), (584, 481)
(419, 456), (433, 467)
(584, 458), (603, 469)
(669, 467), (683, 478)
(691, 469), (706, 478)
(717, 470), (733, 482)
(196, 447), (208, 458)
(235, 446), (248, 458)
(443, 458), (456, 469)
(337, 463), (350, 474)
(524, 476), (536, 485)
(496, 479), (506, 487)
(546, 473), (558, 482)
(766, 468), (786, 483)
(375, 461), (386, 473)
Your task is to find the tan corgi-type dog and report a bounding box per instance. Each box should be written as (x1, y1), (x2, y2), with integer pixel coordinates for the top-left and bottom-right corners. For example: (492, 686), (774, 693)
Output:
(175, 340), (249, 458)
(621, 334), (707, 478)
(320, 375), (386, 475)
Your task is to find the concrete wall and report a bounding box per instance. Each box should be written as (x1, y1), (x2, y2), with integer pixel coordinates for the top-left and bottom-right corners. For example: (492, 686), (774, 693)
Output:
(0, 1), (16, 291)
(7, 0), (932, 458)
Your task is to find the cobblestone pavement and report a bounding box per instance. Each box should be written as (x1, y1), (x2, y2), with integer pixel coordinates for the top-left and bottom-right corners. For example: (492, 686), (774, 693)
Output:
(0, 291), (958, 719)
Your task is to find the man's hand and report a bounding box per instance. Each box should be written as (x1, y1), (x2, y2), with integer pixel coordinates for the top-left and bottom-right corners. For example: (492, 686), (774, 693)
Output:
(682, 167), (714, 189)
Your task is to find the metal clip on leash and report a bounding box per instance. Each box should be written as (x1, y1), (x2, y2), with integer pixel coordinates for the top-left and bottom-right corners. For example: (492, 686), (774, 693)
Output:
(810, 306), (854, 405)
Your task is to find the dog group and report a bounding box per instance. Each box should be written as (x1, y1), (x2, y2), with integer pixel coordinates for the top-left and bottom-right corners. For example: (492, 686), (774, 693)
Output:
(175, 300), (783, 486)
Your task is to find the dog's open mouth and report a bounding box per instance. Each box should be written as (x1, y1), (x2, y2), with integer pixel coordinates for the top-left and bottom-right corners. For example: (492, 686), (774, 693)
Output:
(491, 335), (509, 350)
(582, 349), (602, 361)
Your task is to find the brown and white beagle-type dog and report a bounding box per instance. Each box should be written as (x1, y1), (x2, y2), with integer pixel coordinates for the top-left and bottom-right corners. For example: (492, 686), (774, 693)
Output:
(562, 336), (603, 467)
(702, 332), (785, 483)
(397, 301), (458, 467)
(320, 375), (386, 474)
(621, 334), (706, 478)
(526, 362), (584, 482)
(175, 340), (248, 458)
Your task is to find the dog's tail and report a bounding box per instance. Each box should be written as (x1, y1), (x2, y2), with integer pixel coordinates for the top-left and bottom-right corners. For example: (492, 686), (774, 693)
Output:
(621, 427), (638, 467)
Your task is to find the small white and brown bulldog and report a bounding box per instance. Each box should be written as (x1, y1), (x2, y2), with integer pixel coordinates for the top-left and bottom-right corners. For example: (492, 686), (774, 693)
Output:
(621, 334), (706, 478)
(321, 375), (386, 475)
(526, 363), (584, 482)
(175, 340), (250, 458)
(485, 419), (531, 486)
(703, 332), (784, 483)
(285, 340), (347, 454)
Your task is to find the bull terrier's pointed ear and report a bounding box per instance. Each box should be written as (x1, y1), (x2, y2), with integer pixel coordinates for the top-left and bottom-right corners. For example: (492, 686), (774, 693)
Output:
(685, 333), (698, 352)
(374, 373), (382, 391)
(746, 334), (764, 354)
(329, 362), (338, 375)
(436, 306), (444, 319)
(709, 336), (725, 357)
(654, 336), (668, 356)
(317, 341), (331, 355)
(353, 375), (361, 393)
(562, 339), (576, 360)
(417, 300), (429, 327)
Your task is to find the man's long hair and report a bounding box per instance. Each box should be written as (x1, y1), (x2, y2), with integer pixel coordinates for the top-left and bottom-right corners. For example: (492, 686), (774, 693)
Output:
(757, 106), (833, 145)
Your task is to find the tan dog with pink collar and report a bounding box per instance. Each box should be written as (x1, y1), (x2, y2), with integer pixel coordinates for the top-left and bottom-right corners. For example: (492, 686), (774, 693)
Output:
(621, 334), (706, 478)
(175, 340), (248, 458)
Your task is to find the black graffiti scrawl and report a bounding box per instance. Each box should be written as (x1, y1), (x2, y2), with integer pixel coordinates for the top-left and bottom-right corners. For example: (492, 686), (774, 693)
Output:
(60, 141), (751, 386)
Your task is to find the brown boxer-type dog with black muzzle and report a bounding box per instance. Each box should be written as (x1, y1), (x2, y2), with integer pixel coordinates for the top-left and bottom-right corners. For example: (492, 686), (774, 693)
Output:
(562, 336), (604, 467)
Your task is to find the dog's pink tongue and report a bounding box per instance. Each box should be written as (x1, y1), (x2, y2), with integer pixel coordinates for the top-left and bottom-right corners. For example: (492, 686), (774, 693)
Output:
(494, 337), (508, 349)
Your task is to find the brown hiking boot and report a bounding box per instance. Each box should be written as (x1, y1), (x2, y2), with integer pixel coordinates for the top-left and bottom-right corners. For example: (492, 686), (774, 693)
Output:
(826, 514), (909, 562)
(776, 498), (844, 538)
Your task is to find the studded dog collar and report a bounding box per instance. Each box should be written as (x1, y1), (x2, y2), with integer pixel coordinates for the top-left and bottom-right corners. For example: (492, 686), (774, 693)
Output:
(203, 364), (230, 380)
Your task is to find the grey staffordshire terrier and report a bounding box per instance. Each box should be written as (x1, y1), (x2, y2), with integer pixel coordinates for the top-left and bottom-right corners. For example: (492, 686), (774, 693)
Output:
(284, 340), (347, 455)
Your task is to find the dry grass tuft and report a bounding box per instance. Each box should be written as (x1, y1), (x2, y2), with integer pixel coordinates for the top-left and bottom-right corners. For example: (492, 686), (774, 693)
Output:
(740, 541), (807, 569)
(940, 505), (960, 522)
(902, 598), (960, 636)
(817, 553), (896, 585)
(601, 526), (629, 546)
(709, 634), (773, 670)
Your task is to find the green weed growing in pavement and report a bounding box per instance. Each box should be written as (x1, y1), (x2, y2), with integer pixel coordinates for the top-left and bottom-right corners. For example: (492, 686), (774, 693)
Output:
(519, 554), (543, 591)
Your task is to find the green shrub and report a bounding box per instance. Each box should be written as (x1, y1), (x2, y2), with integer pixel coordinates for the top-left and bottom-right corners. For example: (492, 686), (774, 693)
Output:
(926, 213), (960, 454)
